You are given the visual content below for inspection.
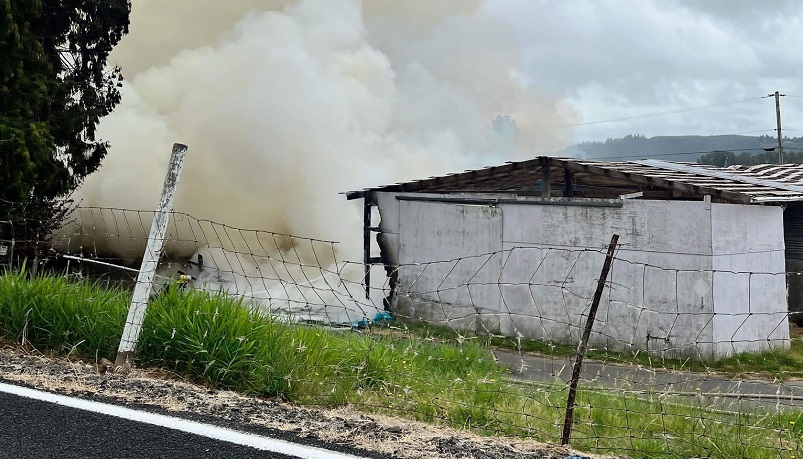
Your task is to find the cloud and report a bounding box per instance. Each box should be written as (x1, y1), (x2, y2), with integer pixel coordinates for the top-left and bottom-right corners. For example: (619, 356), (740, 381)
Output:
(486, 0), (803, 141)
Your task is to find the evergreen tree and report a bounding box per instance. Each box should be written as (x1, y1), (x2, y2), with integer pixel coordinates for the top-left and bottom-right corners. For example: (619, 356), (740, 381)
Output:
(0, 0), (130, 243)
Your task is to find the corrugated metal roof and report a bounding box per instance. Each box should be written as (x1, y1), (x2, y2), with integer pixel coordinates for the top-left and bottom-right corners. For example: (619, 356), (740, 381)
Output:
(346, 156), (803, 204)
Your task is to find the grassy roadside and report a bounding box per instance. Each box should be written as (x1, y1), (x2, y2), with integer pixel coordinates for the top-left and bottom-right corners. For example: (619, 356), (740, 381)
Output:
(0, 271), (800, 459)
(398, 322), (803, 380)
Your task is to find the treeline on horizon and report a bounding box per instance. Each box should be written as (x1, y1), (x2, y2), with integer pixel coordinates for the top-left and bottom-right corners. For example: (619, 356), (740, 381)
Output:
(696, 149), (803, 167)
(565, 134), (803, 166)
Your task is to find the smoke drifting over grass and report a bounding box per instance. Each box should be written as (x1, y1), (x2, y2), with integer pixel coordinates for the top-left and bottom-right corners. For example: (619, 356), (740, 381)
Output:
(77, 0), (573, 258)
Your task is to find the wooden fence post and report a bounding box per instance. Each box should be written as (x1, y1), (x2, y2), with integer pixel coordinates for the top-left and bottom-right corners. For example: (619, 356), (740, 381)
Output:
(116, 143), (188, 367)
(561, 234), (619, 445)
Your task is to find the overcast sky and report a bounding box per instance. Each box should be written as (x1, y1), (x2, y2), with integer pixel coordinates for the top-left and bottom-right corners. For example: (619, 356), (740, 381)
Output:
(486, 0), (803, 143)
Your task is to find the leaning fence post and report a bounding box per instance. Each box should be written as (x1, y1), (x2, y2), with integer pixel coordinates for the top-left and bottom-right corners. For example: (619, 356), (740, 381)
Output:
(116, 143), (188, 367)
(561, 233), (619, 446)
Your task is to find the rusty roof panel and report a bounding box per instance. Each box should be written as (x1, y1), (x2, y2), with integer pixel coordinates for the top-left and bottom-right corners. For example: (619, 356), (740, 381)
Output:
(346, 156), (803, 203)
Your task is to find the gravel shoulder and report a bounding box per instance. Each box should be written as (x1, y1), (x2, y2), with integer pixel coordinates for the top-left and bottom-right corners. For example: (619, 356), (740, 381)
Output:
(0, 344), (620, 459)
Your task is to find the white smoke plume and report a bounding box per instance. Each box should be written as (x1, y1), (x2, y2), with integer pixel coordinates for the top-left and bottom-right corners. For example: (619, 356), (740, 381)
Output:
(69, 0), (574, 321)
(80, 0), (572, 249)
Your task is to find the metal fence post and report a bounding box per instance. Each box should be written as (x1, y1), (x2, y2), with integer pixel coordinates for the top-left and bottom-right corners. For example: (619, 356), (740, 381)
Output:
(561, 233), (619, 445)
(116, 143), (188, 367)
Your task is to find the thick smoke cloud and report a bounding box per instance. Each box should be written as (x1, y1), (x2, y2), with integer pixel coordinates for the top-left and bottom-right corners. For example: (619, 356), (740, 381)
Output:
(77, 0), (573, 260)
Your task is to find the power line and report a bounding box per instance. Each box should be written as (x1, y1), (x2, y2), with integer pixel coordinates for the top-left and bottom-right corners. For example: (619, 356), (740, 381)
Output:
(550, 96), (765, 129)
(703, 128), (778, 136)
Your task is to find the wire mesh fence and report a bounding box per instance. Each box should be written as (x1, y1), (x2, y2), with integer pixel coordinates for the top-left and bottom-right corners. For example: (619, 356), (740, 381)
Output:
(0, 203), (802, 458)
(17, 206), (377, 324)
(376, 239), (801, 458)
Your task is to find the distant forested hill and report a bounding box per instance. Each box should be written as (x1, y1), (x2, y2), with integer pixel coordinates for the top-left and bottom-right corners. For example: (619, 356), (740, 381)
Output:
(559, 134), (803, 165)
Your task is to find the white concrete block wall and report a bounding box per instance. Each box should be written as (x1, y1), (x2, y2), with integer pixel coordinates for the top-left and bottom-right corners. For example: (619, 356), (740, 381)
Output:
(375, 192), (790, 359)
(710, 204), (790, 355)
(498, 244), (603, 345)
(499, 200), (717, 358)
(595, 251), (716, 358)
(394, 200), (504, 333)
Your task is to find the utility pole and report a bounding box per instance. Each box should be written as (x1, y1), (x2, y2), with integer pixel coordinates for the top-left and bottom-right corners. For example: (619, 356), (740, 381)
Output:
(769, 91), (786, 164)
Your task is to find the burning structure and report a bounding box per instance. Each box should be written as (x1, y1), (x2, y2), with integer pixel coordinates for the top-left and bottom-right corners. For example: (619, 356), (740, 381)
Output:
(347, 157), (803, 359)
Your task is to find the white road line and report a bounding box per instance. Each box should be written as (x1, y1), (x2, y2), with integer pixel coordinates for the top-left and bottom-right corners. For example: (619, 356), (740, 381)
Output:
(0, 382), (370, 459)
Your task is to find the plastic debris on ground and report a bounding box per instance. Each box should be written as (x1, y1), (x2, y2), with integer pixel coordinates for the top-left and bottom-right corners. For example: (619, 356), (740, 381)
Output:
(351, 311), (394, 329)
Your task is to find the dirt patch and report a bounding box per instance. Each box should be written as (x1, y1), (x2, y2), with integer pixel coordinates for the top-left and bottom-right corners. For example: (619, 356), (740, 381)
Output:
(0, 345), (622, 459)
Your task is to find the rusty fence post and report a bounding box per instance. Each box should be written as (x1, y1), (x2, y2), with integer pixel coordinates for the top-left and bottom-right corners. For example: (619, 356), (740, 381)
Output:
(116, 143), (188, 367)
(560, 234), (619, 445)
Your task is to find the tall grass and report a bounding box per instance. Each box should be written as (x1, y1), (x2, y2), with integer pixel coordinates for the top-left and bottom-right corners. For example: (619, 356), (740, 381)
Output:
(0, 271), (800, 459)
(0, 271), (127, 357)
(137, 287), (501, 405)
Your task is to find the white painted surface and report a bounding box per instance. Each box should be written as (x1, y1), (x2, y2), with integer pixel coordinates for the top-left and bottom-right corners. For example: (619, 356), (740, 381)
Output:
(501, 200), (713, 254)
(498, 200), (717, 358)
(378, 193), (791, 359)
(710, 204), (790, 355)
(396, 199), (503, 332)
(0, 382), (369, 459)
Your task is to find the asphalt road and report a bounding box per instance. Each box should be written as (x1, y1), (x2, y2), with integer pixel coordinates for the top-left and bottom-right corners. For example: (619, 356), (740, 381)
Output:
(494, 349), (803, 411)
(0, 384), (368, 459)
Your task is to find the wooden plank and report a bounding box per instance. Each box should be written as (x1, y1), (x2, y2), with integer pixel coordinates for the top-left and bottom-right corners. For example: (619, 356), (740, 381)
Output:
(117, 143), (188, 366)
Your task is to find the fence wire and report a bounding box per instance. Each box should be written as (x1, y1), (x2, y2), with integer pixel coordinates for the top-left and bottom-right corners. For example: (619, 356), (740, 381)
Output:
(0, 204), (802, 459)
